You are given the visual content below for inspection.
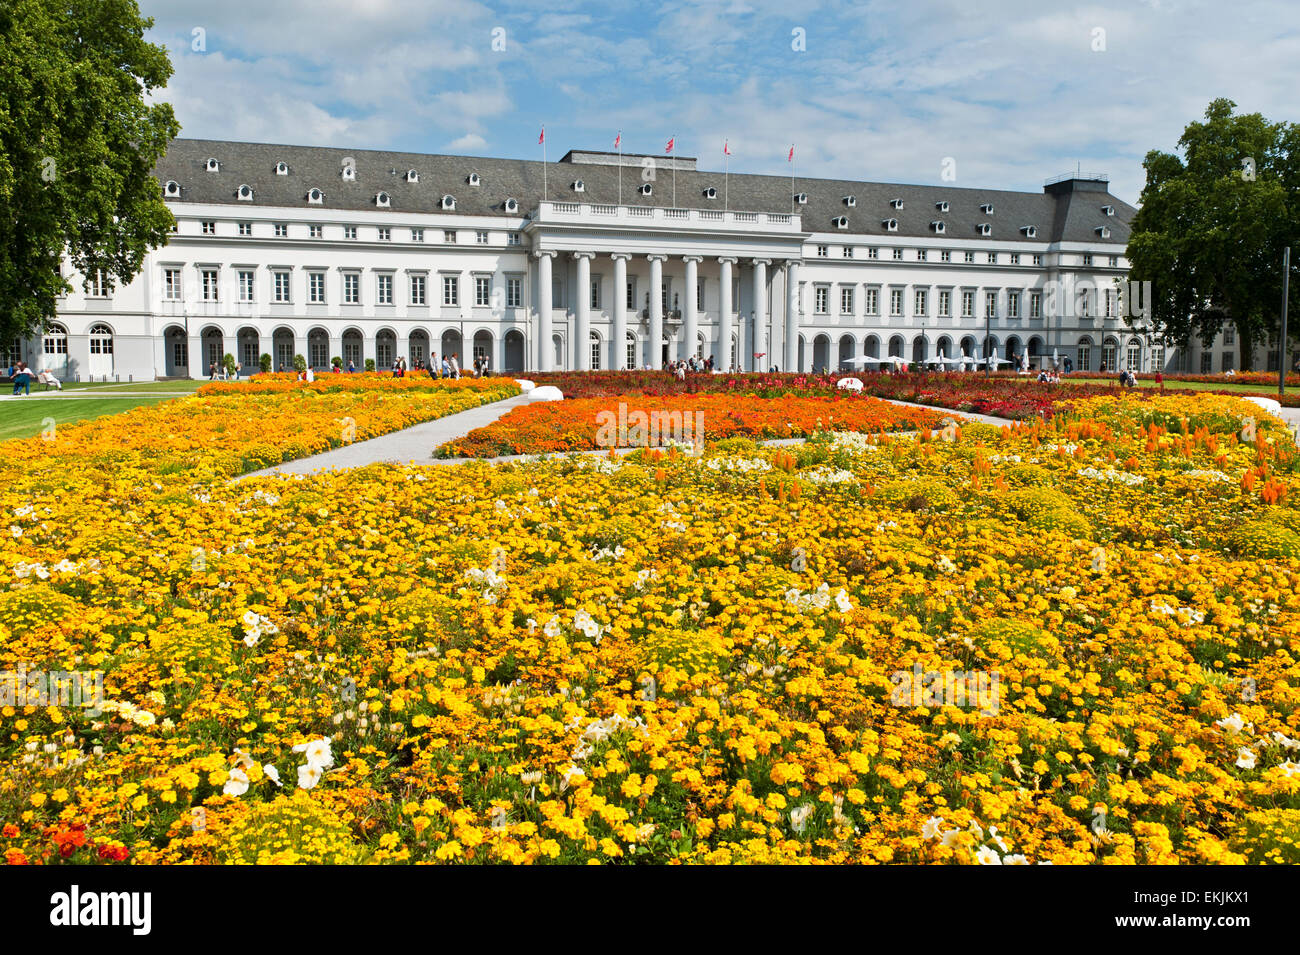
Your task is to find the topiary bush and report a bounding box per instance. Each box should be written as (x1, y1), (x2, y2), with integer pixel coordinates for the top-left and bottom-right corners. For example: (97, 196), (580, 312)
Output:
(1027, 507), (1092, 539)
(875, 479), (959, 513)
(1005, 486), (1073, 518)
(1226, 520), (1300, 559)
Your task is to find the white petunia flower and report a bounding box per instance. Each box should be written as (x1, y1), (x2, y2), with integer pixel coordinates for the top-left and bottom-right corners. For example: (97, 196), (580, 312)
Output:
(975, 845), (1002, 865)
(1235, 747), (1256, 770)
(297, 763), (322, 790)
(223, 767), (250, 797)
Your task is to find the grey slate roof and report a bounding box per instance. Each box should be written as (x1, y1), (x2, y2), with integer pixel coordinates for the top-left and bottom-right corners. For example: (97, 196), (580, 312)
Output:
(155, 138), (1134, 245)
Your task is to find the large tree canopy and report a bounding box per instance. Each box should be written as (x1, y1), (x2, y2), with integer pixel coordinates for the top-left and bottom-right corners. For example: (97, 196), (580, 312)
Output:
(0, 0), (178, 342)
(1126, 99), (1297, 370)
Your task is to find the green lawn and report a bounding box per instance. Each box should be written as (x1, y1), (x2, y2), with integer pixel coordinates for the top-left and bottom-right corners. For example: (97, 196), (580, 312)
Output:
(0, 395), (183, 441)
(1072, 376), (1299, 395)
(50, 379), (207, 394)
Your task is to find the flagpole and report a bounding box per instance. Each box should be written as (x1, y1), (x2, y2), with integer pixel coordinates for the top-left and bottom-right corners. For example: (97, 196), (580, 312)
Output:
(790, 144), (795, 215)
(724, 149), (729, 211)
(617, 132), (622, 206)
(671, 132), (677, 208)
(541, 125), (547, 202)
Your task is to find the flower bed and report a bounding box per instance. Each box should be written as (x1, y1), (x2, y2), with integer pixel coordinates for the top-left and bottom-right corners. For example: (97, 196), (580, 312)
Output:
(1, 393), (1298, 865)
(436, 393), (946, 457)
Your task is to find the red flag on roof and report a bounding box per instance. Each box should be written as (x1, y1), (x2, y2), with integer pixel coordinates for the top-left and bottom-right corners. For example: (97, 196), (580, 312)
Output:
(614, 132), (621, 149)
(665, 137), (674, 153)
(788, 144), (794, 162)
(538, 127), (545, 145)
(723, 140), (731, 156)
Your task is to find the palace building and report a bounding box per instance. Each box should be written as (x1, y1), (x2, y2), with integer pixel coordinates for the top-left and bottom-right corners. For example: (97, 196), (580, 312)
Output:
(19, 137), (1229, 381)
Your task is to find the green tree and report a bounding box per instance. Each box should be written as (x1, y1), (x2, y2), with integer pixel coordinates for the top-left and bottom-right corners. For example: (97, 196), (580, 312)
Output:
(259, 352), (272, 374)
(292, 354), (307, 373)
(1126, 99), (1297, 370)
(0, 0), (179, 342)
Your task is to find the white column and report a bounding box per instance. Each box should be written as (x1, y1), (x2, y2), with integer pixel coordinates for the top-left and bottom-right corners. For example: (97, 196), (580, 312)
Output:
(535, 250), (554, 372)
(574, 252), (593, 371)
(682, 256), (700, 362)
(611, 253), (629, 370)
(717, 257), (735, 371)
(785, 259), (800, 373)
(648, 254), (665, 370)
(752, 258), (769, 371)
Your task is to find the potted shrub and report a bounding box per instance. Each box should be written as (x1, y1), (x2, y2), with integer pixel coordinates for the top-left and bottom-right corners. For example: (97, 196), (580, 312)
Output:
(259, 353), (272, 374)
(292, 354), (307, 374)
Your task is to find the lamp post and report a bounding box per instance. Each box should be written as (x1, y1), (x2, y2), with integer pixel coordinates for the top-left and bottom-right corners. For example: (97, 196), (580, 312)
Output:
(983, 305), (990, 378)
(1280, 246), (1291, 398)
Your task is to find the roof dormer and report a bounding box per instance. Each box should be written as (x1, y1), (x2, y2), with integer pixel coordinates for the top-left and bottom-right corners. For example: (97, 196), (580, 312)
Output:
(1021, 225), (1038, 238)
(930, 220), (945, 234)
(163, 180), (181, 198)
(702, 186), (717, 200)
(843, 195), (857, 207)
(889, 198), (904, 210)
(936, 200), (949, 213)
(275, 161), (289, 176)
(638, 183), (652, 196)
(466, 172), (480, 186)
(503, 197), (519, 213)
(375, 191), (391, 208)
(1102, 204), (1115, 216)
(980, 202), (994, 214)
(404, 169), (419, 183)
(307, 187), (324, 205)
(572, 179), (585, 193)
(794, 192), (808, 204)
(833, 216), (849, 229)
(441, 194), (456, 210)
(1096, 225), (1111, 239)
(236, 184), (254, 201)
(976, 223), (991, 236)
(882, 217), (898, 232)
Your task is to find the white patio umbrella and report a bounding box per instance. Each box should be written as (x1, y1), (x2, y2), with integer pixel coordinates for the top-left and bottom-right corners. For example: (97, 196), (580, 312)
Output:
(1052, 348), (1061, 371)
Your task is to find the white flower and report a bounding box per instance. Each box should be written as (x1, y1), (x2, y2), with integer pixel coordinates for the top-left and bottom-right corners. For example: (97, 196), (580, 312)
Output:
(789, 803), (814, 834)
(1235, 747), (1256, 770)
(223, 767), (250, 797)
(988, 825), (1008, 852)
(10, 526), (22, 538)
(264, 764), (282, 787)
(834, 588), (853, 614)
(1002, 854), (1030, 865)
(921, 816), (945, 841)
(573, 609), (601, 641)
(297, 763), (322, 790)
(292, 737), (334, 770)
(1271, 731), (1300, 751)
(975, 845), (1002, 865)
(1215, 713), (1251, 737)
(543, 615), (562, 638)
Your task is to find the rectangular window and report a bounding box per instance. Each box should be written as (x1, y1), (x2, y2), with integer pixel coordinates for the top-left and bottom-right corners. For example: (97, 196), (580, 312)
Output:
(1224, 326), (1235, 346)
(840, 287), (854, 314)
(892, 248), (903, 261)
(202, 221), (216, 235)
(343, 273), (360, 304)
(238, 222), (252, 236)
(310, 336), (328, 369)
(308, 272), (325, 304)
(1109, 255), (1119, 268)
(201, 269), (219, 302)
(410, 274), (426, 306)
(964, 251), (975, 264)
(985, 291), (998, 318)
(274, 271), (291, 303)
(442, 276), (458, 306)
(1030, 291), (1042, 318)
(507, 232), (522, 246)
(164, 268), (182, 301)
(590, 338), (602, 371)
(476, 276), (491, 307)
(1101, 342), (1117, 371)
(696, 282), (704, 312)
(1083, 253), (1093, 266)
(1007, 291), (1019, 318)
(1009, 253), (1020, 265)
(1105, 289), (1115, 317)
(476, 231), (489, 244)
(865, 288), (879, 315)
(507, 277), (522, 308)
(940, 250), (951, 263)
(987, 252), (997, 264)
(86, 269), (110, 297)
(238, 270), (255, 302)
(816, 245), (828, 257)
(1126, 342), (1142, 371)
(867, 247), (879, 260)
(814, 286), (829, 314)
(274, 223), (288, 237)
(1201, 352), (1213, 374)
(890, 289), (903, 316)
(842, 246), (853, 258)
(344, 226), (357, 240)
(377, 274), (393, 305)
(173, 341), (188, 369)
(1032, 253), (1043, 266)
(411, 228), (424, 242)
(914, 289), (928, 316)
(309, 225), (323, 239)
(917, 249), (927, 261)
(589, 279), (601, 310)
(1078, 342), (1091, 372)
(1079, 288), (1091, 317)
(626, 281), (636, 310)
(377, 227), (391, 242)
(938, 290), (951, 317)
(444, 230), (456, 243)
(961, 290), (974, 317)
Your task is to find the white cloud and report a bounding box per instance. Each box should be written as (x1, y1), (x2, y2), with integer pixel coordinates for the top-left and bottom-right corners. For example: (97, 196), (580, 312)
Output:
(448, 133), (488, 150)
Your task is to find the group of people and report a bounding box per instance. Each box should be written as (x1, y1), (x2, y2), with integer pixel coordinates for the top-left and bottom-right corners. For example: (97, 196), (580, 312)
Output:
(209, 361), (242, 380)
(1036, 369), (1064, 384)
(6, 361), (62, 395)
(662, 355), (716, 378)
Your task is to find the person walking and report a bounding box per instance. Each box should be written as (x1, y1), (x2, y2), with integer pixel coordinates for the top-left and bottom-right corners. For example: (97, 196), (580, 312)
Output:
(450, 354), (460, 379)
(441, 355), (452, 378)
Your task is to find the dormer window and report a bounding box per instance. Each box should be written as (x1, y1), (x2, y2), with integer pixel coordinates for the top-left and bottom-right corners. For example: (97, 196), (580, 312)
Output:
(441, 194), (457, 210)
(307, 188), (324, 204)
(977, 223), (991, 236)
(1096, 226), (1111, 238)
(930, 220), (945, 234)
(890, 198), (904, 210)
(638, 183), (652, 196)
(794, 192), (808, 204)
(163, 180), (181, 198)
(341, 164), (356, 182)
(1021, 225), (1038, 238)
(936, 200), (949, 213)
(980, 202), (994, 214)
(275, 161), (289, 176)
(833, 216), (849, 229)
(1102, 204), (1115, 216)
(703, 186), (717, 200)
(466, 172), (480, 186)
(237, 184), (254, 201)
(882, 218), (898, 232)
(572, 179), (585, 193)
(503, 197), (519, 213)
(843, 195), (857, 207)
(205, 158), (220, 172)
(376, 191), (391, 208)
(405, 169), (419, 183)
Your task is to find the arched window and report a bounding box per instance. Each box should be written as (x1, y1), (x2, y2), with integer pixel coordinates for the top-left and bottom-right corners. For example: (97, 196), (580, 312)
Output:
(589, 331), (601, 371)
(1077, 337), (1093, 373)
(88, 324), (114, 354)
(43, 324), (68, 355)
(1101, 338), (1118, 373)
(625, 331), (637, 371)
(1125, 339), (1142, 372)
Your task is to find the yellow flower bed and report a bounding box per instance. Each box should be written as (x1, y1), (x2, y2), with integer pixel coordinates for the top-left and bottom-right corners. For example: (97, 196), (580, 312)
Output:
(0, 393), (1297, 865)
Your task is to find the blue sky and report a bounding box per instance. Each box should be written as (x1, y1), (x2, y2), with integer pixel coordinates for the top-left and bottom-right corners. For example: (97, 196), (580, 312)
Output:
(142, 0), (1299, 204)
